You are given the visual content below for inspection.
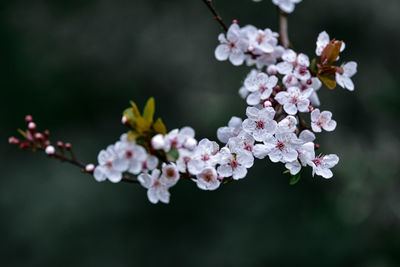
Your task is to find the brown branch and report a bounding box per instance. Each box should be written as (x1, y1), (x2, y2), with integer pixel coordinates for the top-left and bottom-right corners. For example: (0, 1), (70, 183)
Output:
(278, 10), (290, 49)
(41, 149), (139, 184)
(202, 0), (228, 32)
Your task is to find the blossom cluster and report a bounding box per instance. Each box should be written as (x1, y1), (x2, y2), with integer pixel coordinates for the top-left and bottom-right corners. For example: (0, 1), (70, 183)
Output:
(92, 12), (357, 204)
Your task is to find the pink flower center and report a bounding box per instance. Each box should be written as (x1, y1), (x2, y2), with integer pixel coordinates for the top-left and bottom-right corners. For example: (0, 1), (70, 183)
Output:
(230, 159), (239, 169)
(203, 171), (214, 182)
(276, 141), (285, 151)
(312, 158), (322, 166)
(202, 154), (210, 161)
(299, 66), (308, 75)
(256, 120), (264, 129)
(165, 168), (176, 178)
(291, 96), (298, 104)
(106, 161), (113, 168)
(170, 138), (179, 148)
(142, 161), (148, 170)
(244, 144), (253, 152)
(153, 179), (161, 187)
(125, 150), (133, 158)
(259, 86), (267, 93)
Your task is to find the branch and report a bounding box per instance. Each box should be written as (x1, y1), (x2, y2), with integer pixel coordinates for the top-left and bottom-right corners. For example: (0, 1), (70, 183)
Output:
(202, 0), (228, 32)
(278, 10), (290, 49)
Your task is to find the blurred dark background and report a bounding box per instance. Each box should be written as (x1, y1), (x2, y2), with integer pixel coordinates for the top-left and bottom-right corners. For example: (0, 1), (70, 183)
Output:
(1, 0), (400, 266)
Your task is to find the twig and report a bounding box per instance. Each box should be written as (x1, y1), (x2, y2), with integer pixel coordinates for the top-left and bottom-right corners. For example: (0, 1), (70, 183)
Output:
(202, 0), (228, 32)
(278, 10), (290, 49)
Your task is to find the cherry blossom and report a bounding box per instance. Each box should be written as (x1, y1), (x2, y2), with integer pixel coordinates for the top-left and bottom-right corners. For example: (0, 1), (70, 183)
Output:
(275, 87), (313, 115)
(311, 109), (337, 133)
(244, 72), (278, 106)
(336, 61), (357, 91)
(272, 0), (302, 13)
(94, 145), (122, 183)
(138, 169), (171, 204)
(217, 116), (243, 144)
(187, 139), (220, 175)
(310, 154), (339, 179)
(194, 167), (221, 191)
(315, 31), (345, 57)
(217, 147), (254, 180)
(215, 24), (245, 66)
(242, 107), (277, 141)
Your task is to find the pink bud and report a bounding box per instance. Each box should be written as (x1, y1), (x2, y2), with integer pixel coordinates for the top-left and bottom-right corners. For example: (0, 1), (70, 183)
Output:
(314, 144), (320, 150)
(8, 137), (20, 145)
(308, 105), (314, 112)
(85, 164), (95, 172)
(25, 115), (33, 123)
(34, 133), (44, 140)
(28, 122), (36, 131)
(45, 145), (56, 155)
(232, 19), (238, 24)
(151, 134), (165, 150)
(121, 115), (128, 125)
(65, 143), (72, 150)
(43, 130), (50, 137)
(19, 142), (30, 150)
(57, 141), (64, 148)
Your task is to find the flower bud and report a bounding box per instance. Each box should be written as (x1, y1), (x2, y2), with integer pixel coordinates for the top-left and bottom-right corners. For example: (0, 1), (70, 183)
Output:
(25, 115), (33, 123)
(8, 137), (20, 145)
(34, 133), (44, 140)
(28, 122), (36, 131)
(57, 141), (64, 148)
(267, 65), (278, 75)
(121, 115), (128, 125)
(184, 137), (197, 150)
(65, 143), (72, 150)
(85, 164), (95, 172)
(45, 145), (56, 155)
(151, 134), (165, 150)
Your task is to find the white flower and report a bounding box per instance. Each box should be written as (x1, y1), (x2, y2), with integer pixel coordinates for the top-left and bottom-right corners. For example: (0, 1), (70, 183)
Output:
(285, 142), (315, 175)
(242, 107), (277, 141)
(275, 87), (313, 115)
(311, 109), (337, 132)
(45, 145), (55, 155)
(303, 77), (322, 106)
(310, 154), (339, 179)
(160, 163), (180, 187)
(272, 0), (302, 13)
(217, 116), (243, 144)
(141, 154), (159, 172)
(276, 115), (297, 134)
(138, 169), (170, 204)
(315, 31), (345, 57)
(114, 140), (147, 175)
(244, 72), (278, 106)
(187, 139), (220, 175)
(253, 132), (301, 163)
(176, 148), (193, 173)
(241, 25), (278, 54)
(215, 24), (245, 66)
(299, 130), (316, 143)
(217, 147), (254, 180)
(228, 132), (255, 154)
(163, 127), (197, 152)
(276, 50), (311, 81)
(94, 145), (122, 183)
(194, 167), (221, 191)
(336, 61), (357, 91)
(151, 134), (165, 150)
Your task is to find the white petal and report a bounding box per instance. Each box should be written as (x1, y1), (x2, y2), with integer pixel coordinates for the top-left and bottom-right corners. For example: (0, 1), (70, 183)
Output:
(232, 166), (247, 180)
(215, 44), (230, 61)
(217, 164), (233, 177)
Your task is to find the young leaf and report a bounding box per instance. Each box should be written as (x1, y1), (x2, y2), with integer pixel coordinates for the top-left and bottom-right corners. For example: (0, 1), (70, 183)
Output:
(320, 40), (342, 65)
(129, 101), (141, 118)
(153, 118), (167, 135)
(135, 117), (152, 134)
(289, 173), (301, 185)
(142, 97), (155, 123)
(317, 74), (336, 90)
(166, 148), (179, 162)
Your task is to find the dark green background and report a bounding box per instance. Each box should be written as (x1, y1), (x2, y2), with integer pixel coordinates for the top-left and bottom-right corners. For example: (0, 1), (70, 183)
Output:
(1, 0), (400, 266)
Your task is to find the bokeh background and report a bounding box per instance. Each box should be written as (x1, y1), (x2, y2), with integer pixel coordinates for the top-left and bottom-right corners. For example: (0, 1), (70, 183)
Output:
(1, 0), (400, 266)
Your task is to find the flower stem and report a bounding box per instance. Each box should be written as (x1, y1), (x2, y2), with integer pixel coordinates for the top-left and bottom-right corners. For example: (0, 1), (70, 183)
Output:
(278, 10), (290, 49)
(202, 0), (228, 32)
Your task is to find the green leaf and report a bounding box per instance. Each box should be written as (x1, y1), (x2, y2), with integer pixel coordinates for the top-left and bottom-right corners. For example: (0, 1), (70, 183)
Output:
(142, 97), (155, 123)
(289, 173), (301, 185)
(166, 148), (179, 162)
(129, 101), (141, 118)
(310, 58), (318, 74)
(153, 118), (167, 135)
(317, 74), (337, 90)
(282, 169), (290, 174)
